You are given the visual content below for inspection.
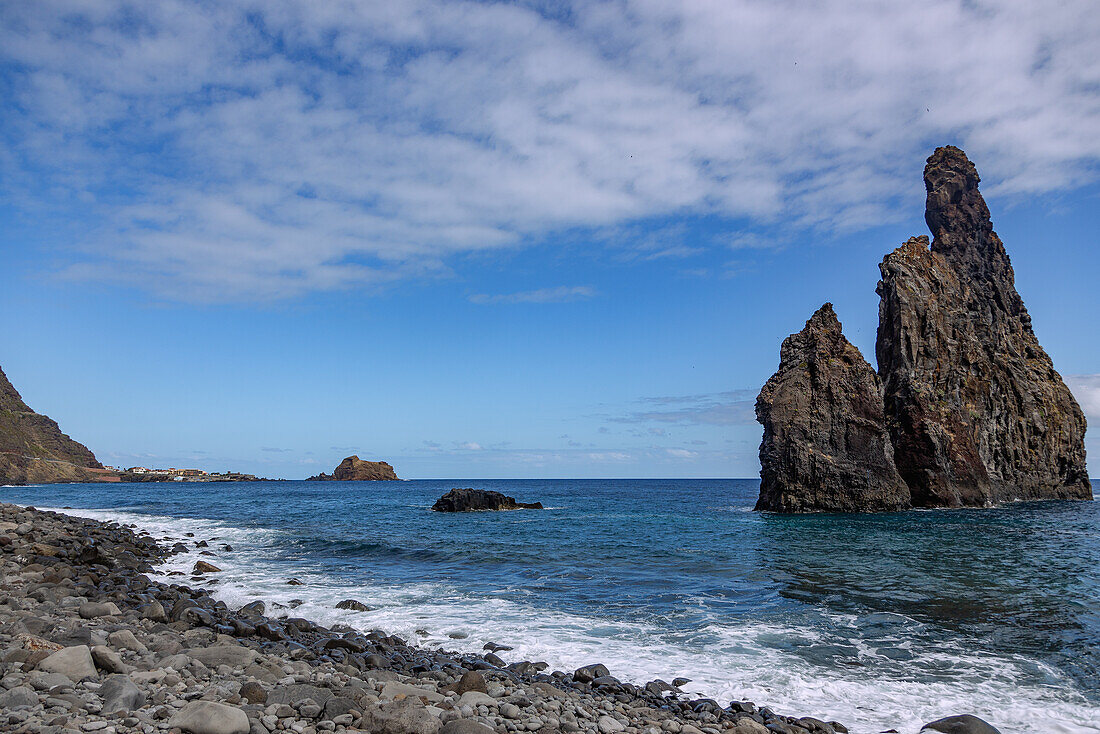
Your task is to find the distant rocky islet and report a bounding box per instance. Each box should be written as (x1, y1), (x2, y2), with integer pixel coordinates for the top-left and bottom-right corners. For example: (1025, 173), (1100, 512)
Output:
(755, 146), (1092, 512)
(307, 456), (400, 482)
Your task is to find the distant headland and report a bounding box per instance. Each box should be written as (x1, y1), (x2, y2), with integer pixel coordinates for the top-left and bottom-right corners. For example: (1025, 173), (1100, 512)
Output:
(755, 146), (1091, 513)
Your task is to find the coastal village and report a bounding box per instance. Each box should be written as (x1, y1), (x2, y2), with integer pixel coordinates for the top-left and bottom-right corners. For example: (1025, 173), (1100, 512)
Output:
(107, 466), (265, 482)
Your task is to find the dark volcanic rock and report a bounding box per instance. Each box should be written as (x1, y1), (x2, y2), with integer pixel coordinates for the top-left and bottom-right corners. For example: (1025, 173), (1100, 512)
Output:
(431, 488), (544, 512)
(755, 304), (909, 513)
(876, 146), (1091, 506)
(308, 455), (399, 481)
(0, 364), (113, 485)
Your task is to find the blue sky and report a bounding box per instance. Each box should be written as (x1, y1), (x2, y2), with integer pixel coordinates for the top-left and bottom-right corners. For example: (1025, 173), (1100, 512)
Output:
(1, 0), (1098, 479)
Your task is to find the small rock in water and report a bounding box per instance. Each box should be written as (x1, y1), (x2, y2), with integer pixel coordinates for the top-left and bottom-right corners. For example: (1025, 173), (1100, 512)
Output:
(335, 599), (371, 611)
(193, 560), (222, 574)
(672, 677), (691, 687)
(448, 631), (468, 639)
(285, 577), (304, 585)
(921, 715), (1002, 734)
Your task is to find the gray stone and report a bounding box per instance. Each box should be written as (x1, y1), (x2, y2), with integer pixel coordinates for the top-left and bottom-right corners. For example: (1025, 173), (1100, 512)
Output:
(921, 715), (1002, 734)
(186, 646), (259, 668)
(100, 674), (146, 714)
(380, 681), (444, 704)
(169, 701), (251, 734)
(440, 721), (497, 734)
(598, 716), (626, 734)
(267, 684), (334, 706)
(456, 691), (496, 708)
(38, 645), (98, 681)
(239, 681), (267, 705)
(500, 703), (522, 719)
(79, 602), (121, 619)
(0, 685), (38, 709)
(364, 698), (443, 734)
(107, 630), (148, 653)
(323, 696), (359, 719)
(91, 645), (128, 674)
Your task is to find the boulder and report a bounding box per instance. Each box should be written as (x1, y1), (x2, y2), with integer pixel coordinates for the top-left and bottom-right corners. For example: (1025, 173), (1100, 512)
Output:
(170, 701), (250, 734)
(91, 644), (128, 673)
(363, 698), (443, 734)
(186, 645), (259, 668)
(440, 721), (497, 734)
(99, 674), (146, 714)
(336, 599), (371, 611)
(0, 685), (38, 709)
(431, 488), (544, 512)
(755, 303), (909, 513)
(79, 601), (121, 618)
(442, 671), (487, 695)
(193, 560), (222, 574)
(37, 644), (98, 681)
(877, 147), (1091, 506)
(921, 714), (1001, 734)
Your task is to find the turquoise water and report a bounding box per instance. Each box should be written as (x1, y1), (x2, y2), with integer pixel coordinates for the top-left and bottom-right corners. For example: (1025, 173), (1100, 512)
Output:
(4, 479), (1098, 733)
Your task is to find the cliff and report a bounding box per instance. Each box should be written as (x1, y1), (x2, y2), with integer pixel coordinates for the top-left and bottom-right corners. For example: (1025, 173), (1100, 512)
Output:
(876, 146), (1090, 505)
(0, 365), (113, 485)
(755, 304), (910, 512)
(308, 455), (399, 481)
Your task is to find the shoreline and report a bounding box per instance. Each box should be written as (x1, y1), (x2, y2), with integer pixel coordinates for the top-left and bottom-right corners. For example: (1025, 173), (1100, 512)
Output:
(0, 501), (852, 734)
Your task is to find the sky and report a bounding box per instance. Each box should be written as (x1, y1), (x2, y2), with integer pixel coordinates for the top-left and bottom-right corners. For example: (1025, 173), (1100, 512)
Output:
(1, 0), (1099, 479)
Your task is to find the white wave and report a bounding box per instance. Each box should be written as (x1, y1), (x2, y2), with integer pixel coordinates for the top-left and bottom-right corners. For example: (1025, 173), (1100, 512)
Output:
(37, 504), (1100, 734)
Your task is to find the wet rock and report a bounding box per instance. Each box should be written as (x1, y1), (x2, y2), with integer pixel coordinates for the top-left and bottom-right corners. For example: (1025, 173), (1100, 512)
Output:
(170, 700), (251, 734)
(193, 561), (222, 574)
(335, 599), (371, 611)
(574, 664), (610, 683)
(921, 715), (1001, 734)
(755, 304), (909, 513)
(877, 146), (1091, 506)
(431, 488), (544, 512)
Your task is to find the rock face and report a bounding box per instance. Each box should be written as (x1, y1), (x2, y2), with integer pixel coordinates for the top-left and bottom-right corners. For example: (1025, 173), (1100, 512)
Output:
(308, 455), (399, 481)
(431, 488), (544, 512)
(877, 147), (1090, 506)
(0, 365), (111, 485)
(755, 304), (910, 513)
(755, 146), (1090, 512)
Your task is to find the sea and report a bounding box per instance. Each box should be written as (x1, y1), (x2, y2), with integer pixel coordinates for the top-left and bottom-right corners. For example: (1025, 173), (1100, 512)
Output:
(2, 479), (1097, 734)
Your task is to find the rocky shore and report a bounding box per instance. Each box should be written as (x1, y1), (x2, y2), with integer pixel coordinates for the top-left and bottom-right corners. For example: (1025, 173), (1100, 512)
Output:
(0, 502), (854, 734)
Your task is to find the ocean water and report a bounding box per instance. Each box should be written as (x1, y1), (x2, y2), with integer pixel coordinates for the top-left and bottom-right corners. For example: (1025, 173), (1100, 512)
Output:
(2, 479), (1098, 734)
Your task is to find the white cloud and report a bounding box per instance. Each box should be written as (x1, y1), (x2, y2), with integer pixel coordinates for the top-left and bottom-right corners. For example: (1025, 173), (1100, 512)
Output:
(469, 285), (595, 304)
(1066, 375), (1100, 417)
(3, 1), (1099, 301)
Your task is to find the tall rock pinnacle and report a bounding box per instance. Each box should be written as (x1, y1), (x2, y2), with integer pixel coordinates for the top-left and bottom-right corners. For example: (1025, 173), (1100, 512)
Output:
(755, 304), (910, 512)
(875, 147), (1090, 506)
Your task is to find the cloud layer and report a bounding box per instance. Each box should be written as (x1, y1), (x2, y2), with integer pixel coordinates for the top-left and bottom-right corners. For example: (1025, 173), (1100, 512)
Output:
(3, 1), (1099, 301)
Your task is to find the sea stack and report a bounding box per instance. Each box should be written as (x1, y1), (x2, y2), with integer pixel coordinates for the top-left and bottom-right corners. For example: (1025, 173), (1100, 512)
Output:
(877, 147), (1090, 506)
(755, 146), (1091, 512)
(755, 304), (910, 512)
(308, 455), (399, 481)
(0, 365), (111, 485)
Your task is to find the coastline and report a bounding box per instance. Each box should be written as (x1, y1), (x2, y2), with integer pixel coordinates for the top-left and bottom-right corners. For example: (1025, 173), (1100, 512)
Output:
(0, 502), (848, 734)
